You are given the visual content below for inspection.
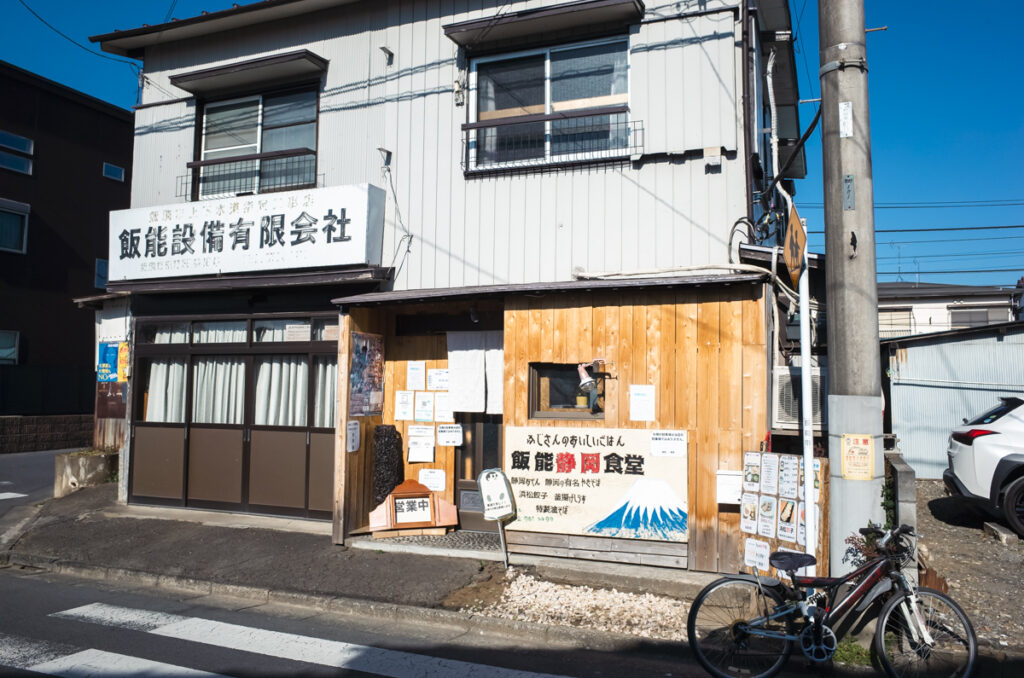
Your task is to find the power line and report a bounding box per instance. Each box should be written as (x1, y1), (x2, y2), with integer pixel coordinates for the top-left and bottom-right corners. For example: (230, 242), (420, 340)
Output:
(164, 1), (180, 23)
(16, 0), (139, 71)
(802, 199), (1024, 209)
(876, 249), (1024, 261)
(808, 234), (1024, 245)
(877, 268), (1023, 275)
(808, 224), (1024, 234)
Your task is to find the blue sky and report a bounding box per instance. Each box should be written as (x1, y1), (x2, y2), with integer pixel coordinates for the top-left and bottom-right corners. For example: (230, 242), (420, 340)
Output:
(3, 1), (1022, 289)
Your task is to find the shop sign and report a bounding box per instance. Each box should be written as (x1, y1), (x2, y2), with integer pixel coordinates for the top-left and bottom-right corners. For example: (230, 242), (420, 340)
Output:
(108, 184), (385, 281)
(478, 468), (515, 521)
(504, 426), (688, 542)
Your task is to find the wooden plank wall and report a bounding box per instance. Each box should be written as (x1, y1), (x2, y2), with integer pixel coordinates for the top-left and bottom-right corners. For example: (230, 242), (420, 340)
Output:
(336, 302), (501, 542)
(504, 284), (769, 573)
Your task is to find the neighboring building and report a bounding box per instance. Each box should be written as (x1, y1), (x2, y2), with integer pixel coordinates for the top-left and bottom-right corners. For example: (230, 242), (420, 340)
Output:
(882, 321), (1024, 479)
(878, 281), (1022, 339)
(91, 0), (818, 574)
(0, 61), (133, 452)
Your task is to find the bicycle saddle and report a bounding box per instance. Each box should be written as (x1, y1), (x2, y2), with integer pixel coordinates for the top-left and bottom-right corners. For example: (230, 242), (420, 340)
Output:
(769, 551), (817, 572)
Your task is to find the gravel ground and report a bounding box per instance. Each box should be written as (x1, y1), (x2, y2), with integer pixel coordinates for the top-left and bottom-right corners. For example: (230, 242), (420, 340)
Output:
(914, 479), (1024, 651)
(439, 479), (1024, 652)
(464, 567), (691, 641)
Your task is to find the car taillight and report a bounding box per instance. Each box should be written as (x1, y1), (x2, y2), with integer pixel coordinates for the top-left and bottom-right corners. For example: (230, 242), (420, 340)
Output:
(951, 429), (999, 445)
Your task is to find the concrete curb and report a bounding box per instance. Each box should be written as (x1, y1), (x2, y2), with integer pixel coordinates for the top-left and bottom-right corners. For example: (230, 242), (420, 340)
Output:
(1, 550), (675, 651)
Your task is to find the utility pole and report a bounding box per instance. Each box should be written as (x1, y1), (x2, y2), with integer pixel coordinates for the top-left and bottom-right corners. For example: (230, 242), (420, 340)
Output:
(818, 0), (885, 572)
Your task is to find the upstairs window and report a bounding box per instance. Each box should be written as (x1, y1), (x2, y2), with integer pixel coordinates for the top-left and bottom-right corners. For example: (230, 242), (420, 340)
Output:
(198, 89), (317, 199)
(0, 199), (29, 254)
(103, 162), (125, 182)
(0, 330), (19, 365)
(0, 129), (33, 175)
(468, 38), (633, 170)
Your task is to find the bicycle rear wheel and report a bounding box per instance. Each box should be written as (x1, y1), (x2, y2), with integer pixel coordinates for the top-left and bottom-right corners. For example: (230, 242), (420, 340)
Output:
(874, 587), (977, 678)
(687, 578), (794, 678)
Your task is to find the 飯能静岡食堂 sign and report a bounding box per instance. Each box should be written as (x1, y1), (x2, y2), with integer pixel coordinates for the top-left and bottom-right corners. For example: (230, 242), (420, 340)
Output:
(107, 184), (385, 282)
(504, 426), (688, 542)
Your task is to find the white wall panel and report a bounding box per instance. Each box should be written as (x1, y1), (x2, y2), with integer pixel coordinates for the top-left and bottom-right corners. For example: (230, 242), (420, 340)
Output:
(129, 0), (752, 291)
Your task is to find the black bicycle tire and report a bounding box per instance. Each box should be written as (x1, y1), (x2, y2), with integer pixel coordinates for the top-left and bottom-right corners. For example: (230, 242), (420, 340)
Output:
(873, 586), (977, 678)
(686, 577), (794, 678)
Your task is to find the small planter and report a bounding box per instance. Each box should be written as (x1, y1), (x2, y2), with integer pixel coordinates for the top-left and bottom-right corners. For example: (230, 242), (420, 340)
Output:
(54, 450), (118, 498)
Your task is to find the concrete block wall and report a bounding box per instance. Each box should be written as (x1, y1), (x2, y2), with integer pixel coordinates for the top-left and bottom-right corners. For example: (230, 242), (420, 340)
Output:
(0, 415), (93, 453)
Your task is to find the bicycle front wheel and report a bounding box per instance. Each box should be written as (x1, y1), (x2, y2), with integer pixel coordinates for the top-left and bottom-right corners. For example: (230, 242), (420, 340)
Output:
(874, 587), (977, 678)
(687, 578), (794, 678)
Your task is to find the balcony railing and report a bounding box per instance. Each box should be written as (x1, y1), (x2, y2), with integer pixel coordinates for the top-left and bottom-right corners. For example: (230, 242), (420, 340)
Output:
(462, 106), (643, 173)
(177, 149), (319, 200)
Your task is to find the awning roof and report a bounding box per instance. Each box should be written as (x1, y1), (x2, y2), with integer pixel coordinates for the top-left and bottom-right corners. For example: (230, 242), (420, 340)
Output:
(169, 50), (328, 95)
(443, 0), (644, 51)
(333, 272), (768, 307)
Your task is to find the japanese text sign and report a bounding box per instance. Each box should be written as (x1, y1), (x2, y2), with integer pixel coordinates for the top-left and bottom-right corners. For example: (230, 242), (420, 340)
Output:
(504, 426), (688, 542)
(108, 184), (385, 281)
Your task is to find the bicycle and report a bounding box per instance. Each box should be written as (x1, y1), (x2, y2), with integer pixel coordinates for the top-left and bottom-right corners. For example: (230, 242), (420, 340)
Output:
(686, 524), (976, 678)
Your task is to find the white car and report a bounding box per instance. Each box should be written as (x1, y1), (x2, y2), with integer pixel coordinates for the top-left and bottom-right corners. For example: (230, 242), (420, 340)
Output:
(944, 396), (1024, 537)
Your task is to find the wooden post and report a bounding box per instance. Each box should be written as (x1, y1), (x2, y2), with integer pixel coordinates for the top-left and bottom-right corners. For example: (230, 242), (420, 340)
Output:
(332, 311), (353, 545)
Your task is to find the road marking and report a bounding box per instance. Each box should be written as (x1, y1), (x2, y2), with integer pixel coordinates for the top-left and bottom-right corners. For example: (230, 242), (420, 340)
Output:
(0, 492), (28, 500)
(56, 603), (571, 678)
(30, 648), (229, 677)
(0, 634), (228, 678)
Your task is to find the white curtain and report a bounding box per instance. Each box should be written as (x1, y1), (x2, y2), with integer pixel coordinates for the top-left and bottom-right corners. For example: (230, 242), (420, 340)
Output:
(447, 330), (503, 414)
(144, 325), (188, 422)
(192, 357), (245, 424)
(145, 358), (186, 423)
(254, 354), (308, 426)
(313, 356), (337, 428)
(194, 321), (246, 343)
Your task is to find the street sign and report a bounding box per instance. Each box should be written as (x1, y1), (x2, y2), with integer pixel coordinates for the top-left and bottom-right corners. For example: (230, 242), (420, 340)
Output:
(783, 204), (806, 289)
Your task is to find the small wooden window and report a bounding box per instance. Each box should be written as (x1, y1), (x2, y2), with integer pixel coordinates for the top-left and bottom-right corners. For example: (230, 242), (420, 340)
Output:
(529, 362), (604, 420)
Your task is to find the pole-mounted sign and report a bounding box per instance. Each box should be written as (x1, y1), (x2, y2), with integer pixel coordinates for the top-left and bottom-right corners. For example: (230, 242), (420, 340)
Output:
(783, 203), (806, 290)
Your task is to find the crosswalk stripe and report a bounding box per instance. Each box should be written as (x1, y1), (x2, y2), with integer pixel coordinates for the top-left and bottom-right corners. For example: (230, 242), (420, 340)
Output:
(0, 492), (28, 500)
(29, 648), (231, 678)
(55, 603), (571, 678)
(0, 634), (230, 678)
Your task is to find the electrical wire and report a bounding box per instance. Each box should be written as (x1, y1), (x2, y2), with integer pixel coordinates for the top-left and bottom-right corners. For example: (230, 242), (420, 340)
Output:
(16, 0), (140, 72)
(808, 234), (1024, 246)
(876, 249), (1024, 261)
(808, 224), (1024, 234)
(164, 1), (180, 23)
(802, 200), (1024, 209)
(878, 268), (1023, 275)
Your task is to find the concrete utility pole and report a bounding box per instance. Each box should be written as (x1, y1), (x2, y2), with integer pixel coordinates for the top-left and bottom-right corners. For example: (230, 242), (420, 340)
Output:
(818, 0), (885, 573)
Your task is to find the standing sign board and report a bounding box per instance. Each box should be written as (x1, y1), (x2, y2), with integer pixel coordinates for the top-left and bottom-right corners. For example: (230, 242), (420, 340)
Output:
(478, 468), (515, 521)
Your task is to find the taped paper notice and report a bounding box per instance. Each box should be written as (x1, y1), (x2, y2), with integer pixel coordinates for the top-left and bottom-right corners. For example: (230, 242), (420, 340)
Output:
(414, 392), (435, 422)
(346, 421), (360, 453)
(744, 538), (771, 572)
(758, 495), (777, 539)
(418, 469), (446, 492)
(760, 453), (780, 495)
(743, 451), (761, 492)
(408, 437), (435, 463)
(437, 424), (463, 447)
(740, 493), (758, 534)
(395, 391), (414, 420)
(406, 361), (426, 391)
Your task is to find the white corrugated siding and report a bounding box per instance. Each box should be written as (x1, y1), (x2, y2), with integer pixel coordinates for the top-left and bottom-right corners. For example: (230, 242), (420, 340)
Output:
(888, 328), (1024, 478)
(129, 0), (749, 289)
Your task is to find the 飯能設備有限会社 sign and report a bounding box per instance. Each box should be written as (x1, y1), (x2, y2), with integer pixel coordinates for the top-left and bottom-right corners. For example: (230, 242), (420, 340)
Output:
(504, 426), (689, 542)
(107, 184), (385, 281)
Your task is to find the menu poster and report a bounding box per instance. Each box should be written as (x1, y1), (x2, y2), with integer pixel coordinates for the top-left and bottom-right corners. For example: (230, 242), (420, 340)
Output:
(740, 493), (759, 534)
(797, 501), (806, 545)
(760, 453), (780, 495)
(777, 499), (797, 542)
(757, 495), (777, 539)
(778, 455), (800, 498)
(744, 538), (771, 572)
(798, 458), (822, 502)
(743, 451), (761, 492)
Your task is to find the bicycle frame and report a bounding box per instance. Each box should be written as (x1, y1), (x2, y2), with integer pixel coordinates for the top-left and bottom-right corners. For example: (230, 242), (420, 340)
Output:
(740, 554), (906, 643)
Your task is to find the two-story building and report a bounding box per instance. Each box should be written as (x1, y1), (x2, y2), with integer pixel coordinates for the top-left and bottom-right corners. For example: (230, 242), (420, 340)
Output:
(0, 61), (133, 453)
(91, 0), (818, 574)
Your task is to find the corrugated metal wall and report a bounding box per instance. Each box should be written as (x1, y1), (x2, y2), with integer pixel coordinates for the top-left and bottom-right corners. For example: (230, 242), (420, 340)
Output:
(887, 328), (1024, 478)
(130, 0), (748, 291)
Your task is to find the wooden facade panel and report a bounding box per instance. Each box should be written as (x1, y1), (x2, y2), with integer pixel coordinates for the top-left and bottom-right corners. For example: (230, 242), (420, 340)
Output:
(505, 287), (767, 572)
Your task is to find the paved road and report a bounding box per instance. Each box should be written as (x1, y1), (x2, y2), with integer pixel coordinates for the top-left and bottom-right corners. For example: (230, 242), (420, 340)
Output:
(0, 448), (65, 519)
(0, 568), (708, 677)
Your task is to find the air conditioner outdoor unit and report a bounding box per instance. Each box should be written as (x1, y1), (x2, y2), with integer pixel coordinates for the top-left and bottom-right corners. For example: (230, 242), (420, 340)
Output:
(772, 366), (828, 431)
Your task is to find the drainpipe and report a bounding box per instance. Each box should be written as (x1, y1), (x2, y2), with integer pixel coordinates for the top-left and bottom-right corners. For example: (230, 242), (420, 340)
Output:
(741, 2), (753, 220)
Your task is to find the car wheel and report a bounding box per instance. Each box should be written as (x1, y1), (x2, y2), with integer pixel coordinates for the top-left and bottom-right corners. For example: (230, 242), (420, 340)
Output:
(1002, 476), (1024, 537)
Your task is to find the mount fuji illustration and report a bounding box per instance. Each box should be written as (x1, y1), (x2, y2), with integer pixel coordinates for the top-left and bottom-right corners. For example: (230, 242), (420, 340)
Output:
(585, 478), (688, 541)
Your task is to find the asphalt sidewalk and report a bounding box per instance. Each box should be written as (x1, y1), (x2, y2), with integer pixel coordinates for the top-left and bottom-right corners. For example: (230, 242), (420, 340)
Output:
(0, 483), (714, 650)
